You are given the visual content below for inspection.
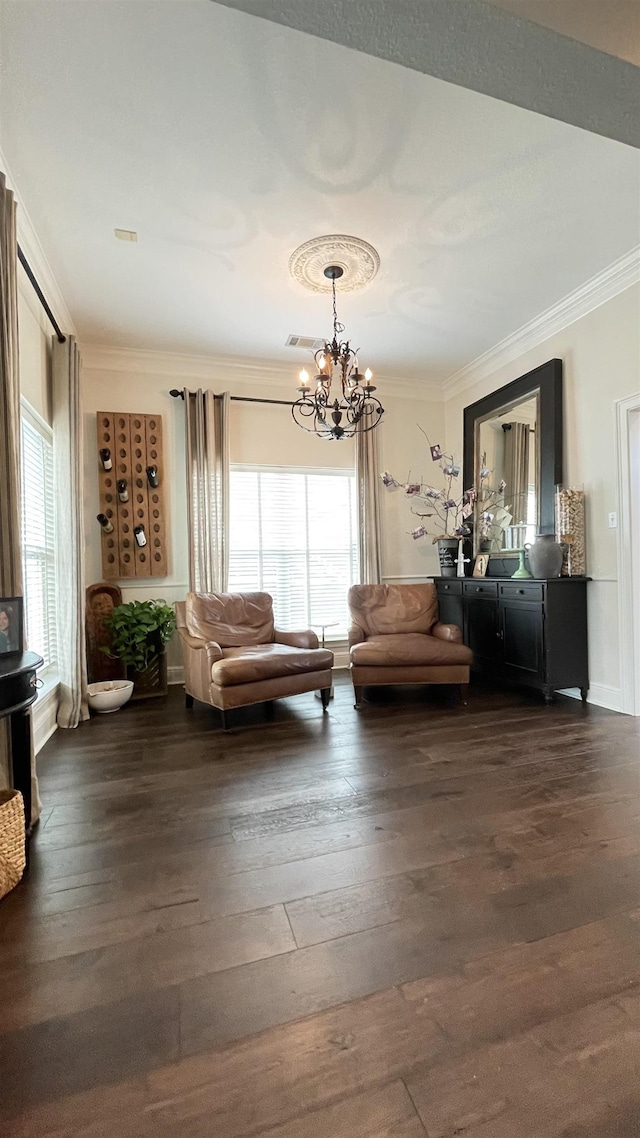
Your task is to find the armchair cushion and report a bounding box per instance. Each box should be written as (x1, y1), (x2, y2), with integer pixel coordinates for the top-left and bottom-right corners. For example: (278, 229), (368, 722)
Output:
(350, 632), (472, 668)
(212, 643), (333, 687)
(348, 584), (439, 637)
(186, 591), (275, 647)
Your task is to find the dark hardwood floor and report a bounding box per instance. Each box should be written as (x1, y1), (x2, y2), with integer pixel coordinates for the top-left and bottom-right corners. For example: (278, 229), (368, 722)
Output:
(1, 674), (639, 1136)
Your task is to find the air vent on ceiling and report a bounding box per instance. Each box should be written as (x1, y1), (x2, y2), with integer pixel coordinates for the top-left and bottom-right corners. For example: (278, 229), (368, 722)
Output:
(285, 334), (325, 351)
(114, 228), (138, 242)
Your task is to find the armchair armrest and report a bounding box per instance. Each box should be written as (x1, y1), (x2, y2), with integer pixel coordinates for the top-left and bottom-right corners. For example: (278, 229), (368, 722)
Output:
(348, 625), (366, 649)
(275, 629), (319, 649)
(432, 622), (463, 644)
(177, 627), (223, 663)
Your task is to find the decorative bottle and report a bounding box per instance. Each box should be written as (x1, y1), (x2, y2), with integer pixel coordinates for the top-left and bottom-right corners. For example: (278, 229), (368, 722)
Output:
(97, 513), (114, 534)
(99, 448), (112, 471)
(116, 479), (129, 502)
(134, 524), (147, 547)
(146, 465), (159, 488)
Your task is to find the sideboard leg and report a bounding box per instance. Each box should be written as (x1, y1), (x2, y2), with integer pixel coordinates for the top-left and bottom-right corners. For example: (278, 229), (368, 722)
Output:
(580, 687), (589, 704)
(185, 692), (194, 709)
(543, 687), (555, 706)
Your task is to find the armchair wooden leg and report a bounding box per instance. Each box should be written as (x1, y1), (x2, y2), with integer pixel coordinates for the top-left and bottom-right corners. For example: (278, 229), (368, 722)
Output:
(320, 687), (331, 711)
(460, 683), (469, 706)
(185, 692), (194, 709)
(220, 709), (229, 731)
(353, 685), (364, 709)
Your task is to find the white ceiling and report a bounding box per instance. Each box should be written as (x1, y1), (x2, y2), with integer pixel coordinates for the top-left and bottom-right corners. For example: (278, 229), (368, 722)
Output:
(0, 0), (638, 384)
(487, 1), (640, 66)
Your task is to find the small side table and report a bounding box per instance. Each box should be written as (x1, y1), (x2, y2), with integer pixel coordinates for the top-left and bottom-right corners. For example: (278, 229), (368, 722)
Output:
(0, 650), (44, 836)
(313, 622), (338, 701)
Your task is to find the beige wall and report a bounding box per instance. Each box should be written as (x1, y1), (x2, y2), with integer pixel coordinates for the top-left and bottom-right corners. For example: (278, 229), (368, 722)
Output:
(18, 275), (52, 424)
(444, 282), (640, 710)
(80, 349), (445, 671)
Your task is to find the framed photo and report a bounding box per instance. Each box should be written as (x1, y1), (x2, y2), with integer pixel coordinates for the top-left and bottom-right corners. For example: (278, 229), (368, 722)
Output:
(0, 597), (23, 656)
(472, 554), (489, 578)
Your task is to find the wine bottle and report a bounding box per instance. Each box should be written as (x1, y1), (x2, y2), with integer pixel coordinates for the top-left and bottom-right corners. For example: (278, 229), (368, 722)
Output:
(99, 448), (112, 471)
(97, 513), (114, 534)
(116, 479), (129, 502)
(146, 465), (159, 488)
(134, 524), (147, 547)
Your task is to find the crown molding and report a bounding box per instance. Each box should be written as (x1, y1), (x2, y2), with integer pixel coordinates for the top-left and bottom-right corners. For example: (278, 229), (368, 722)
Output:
(442, 246), (640, 400)
(1, 146), (76, 336)
(80, 343), (444, 402)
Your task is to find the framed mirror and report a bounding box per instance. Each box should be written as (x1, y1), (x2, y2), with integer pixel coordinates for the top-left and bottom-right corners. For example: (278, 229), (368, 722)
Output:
(463, 359), (563, 557)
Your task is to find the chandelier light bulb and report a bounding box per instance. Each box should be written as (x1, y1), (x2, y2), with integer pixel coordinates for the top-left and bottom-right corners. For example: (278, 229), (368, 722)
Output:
(299, 368), (309, 386)
(365, 368), (373, 383)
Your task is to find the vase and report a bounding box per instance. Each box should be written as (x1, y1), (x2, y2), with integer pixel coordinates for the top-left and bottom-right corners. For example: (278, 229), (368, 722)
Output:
(511, 550), (533, 579)
(526, 534), (563, 579)
(555, 485), (586, 576)
(437, 537), (458, 578)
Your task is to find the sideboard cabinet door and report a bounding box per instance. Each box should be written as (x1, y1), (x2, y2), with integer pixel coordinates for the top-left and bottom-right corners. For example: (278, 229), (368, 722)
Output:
(500, 598), (543, 680)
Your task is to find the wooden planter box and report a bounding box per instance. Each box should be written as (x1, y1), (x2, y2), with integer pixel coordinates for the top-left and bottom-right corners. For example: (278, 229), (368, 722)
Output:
(128, 634), (168, 700)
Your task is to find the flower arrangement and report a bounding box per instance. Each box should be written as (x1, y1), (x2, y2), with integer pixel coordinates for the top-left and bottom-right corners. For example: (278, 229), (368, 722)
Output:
(381, 427), (511, 546)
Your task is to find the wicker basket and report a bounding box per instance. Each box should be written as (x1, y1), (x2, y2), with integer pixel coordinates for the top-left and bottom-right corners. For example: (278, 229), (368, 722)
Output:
(0, 789), (26, 900)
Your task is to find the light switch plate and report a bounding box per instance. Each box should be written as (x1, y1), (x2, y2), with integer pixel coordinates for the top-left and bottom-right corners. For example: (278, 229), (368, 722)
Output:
(608, 512), (617, 528)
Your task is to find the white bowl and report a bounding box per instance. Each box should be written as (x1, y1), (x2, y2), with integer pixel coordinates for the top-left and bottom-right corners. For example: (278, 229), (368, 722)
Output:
(87, 679), (134, 714)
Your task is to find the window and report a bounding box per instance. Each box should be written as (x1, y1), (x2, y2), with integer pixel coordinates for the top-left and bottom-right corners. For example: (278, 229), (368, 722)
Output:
(20, 405), (57, 670)
(228, 467), (357, 640)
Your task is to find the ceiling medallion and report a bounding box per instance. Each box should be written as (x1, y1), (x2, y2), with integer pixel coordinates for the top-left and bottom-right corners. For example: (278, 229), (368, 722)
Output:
(289, 234), (380, 294)
(291, 263), (384, 442)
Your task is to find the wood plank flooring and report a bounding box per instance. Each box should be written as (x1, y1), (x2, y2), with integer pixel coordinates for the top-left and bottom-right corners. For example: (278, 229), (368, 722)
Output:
(1, 674), (639, 1136)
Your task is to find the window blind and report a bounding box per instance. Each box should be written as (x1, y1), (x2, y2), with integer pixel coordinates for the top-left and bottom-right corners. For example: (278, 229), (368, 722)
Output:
(20, 410), (57, 669)
(228, 467), (358, 639)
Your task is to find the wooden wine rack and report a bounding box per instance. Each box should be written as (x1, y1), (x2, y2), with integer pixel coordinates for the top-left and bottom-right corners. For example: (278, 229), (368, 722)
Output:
(97, 411), (168, 579)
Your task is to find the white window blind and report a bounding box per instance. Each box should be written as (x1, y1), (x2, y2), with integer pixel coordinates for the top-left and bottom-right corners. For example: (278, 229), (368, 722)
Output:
(228, 467), (358, 639)
(20, 408), (57, 669)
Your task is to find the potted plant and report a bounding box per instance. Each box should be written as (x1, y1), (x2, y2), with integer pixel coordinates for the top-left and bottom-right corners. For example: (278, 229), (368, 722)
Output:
(381, 428), (512, 577)
(102, 599), (176, 699)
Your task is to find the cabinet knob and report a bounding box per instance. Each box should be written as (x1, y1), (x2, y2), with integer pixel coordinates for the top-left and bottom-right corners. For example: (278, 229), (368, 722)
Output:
(444, 585), (450, 590)
(518, 588), (525, 595)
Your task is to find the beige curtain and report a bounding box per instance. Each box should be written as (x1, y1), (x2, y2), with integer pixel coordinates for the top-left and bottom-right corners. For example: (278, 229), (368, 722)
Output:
(0, 171), (41, 820)
(355, 427), (382, 584)
(503, 422), (530, 525)
(53, 336), (89, 728)
(184, 389), (230, 593)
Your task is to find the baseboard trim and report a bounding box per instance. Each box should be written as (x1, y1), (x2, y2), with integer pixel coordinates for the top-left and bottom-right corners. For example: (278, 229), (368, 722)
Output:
(558, 683), (626, 713)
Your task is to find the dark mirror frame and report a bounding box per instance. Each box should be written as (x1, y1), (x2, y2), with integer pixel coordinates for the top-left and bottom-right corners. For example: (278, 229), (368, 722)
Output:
(463, 359), (563, 546)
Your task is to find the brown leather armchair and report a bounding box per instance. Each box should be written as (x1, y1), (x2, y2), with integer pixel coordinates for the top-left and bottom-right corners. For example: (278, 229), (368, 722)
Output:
(176, 591), (333, 728)
(348, 583), (472, 707)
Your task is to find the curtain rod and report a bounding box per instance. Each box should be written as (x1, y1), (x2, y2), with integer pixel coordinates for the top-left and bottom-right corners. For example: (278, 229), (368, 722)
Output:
(169, 389), (293, 407)
(17, 245), (66, 343)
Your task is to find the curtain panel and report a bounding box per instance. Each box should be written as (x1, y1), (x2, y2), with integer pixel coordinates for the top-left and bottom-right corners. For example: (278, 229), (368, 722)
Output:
(503, 422), (530, 526)
(184, 389), (230, 593)
(0, 171), (41, 819)
(355, 427), (382, 585)
(52, 336), (89, 729)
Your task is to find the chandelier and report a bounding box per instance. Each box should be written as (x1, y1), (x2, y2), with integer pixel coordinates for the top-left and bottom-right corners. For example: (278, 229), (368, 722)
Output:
(291, 265), (384, 441)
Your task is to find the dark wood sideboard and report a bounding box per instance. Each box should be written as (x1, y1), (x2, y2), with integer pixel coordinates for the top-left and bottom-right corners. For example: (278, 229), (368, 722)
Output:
(435, 577), (589, 704)
(0, 651), (44, 834)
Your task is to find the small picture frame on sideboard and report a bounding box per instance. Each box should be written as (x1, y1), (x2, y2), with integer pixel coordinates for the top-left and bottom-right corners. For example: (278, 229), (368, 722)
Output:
(472, 554), (489, 578)
(0, 596), (24, 656)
